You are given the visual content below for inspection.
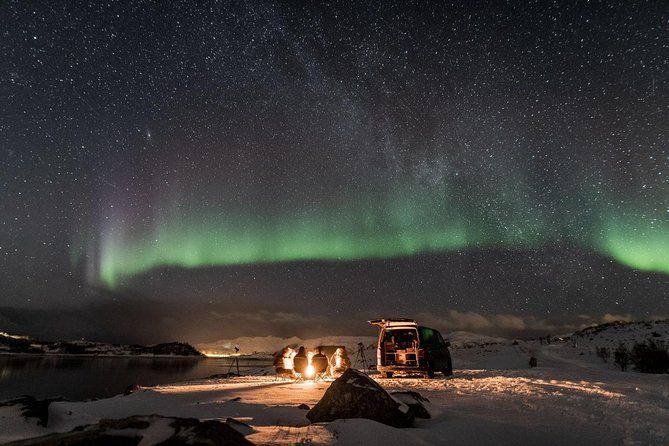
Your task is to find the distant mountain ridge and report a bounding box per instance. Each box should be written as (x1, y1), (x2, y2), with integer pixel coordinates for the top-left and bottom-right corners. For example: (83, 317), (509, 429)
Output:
(0, 332), (203, 357)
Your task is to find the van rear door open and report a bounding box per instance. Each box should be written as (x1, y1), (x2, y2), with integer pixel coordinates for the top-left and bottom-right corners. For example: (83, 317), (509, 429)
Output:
(382, 327), (419, 367)
(368, 318), (417, 327)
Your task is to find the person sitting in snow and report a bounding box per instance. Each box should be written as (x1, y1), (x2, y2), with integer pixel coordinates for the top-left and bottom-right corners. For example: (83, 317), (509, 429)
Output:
(273, 346), (295, 378)
(328, 347), (350, 376)
(312, 347), (328, 378)
(293, 346), (308, 377)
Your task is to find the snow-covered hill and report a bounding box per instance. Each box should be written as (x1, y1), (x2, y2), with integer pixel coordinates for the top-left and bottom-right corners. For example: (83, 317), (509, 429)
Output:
(571, 320), (669, 348)
(446, 330), (508, 348)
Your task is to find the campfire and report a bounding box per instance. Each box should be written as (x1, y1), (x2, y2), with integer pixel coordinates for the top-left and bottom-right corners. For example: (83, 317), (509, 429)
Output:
(273, 345), (350, 380)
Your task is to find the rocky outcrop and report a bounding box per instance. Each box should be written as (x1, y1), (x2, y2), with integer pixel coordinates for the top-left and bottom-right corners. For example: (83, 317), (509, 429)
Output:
(5, 415), (254, 446)
(136, 342), (203, 356)
(306, 368), (416, 428)
(0, 332), (203, 356)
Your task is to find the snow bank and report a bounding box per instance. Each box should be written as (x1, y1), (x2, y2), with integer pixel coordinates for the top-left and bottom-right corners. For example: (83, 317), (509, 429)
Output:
(325, 418), (429, 445)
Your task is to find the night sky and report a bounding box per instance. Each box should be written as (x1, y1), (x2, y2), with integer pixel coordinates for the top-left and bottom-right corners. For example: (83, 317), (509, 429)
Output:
(1, 1), (667, 343)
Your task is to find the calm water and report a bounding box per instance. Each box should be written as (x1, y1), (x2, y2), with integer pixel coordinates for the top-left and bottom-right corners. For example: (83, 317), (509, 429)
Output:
(0, 355), (273, 401)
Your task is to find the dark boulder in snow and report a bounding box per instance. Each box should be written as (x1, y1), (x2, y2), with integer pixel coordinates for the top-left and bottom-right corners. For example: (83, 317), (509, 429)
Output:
(306, 368), (415, 428)
(390, 391), (431, 419)
(7, 415), (255, 445)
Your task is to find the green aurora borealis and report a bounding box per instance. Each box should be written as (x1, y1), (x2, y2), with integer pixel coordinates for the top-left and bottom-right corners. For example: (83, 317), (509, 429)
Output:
(75, 181), (669, 289)
(599, 215), (669, 275)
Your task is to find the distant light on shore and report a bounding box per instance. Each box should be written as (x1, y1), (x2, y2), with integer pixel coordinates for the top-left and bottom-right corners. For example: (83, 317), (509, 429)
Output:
(201, 351), (239, 358)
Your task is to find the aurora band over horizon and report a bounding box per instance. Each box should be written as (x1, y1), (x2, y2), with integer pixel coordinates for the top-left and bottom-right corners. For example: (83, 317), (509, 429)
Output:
(72, 178), (669, 289)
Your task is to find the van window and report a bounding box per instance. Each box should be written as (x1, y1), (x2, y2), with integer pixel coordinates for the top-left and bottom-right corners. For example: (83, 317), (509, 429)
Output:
(419, 327), (438, 346)
(383, 329), (417, 349)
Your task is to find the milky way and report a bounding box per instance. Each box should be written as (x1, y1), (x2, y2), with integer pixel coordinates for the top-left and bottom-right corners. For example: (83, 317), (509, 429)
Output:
(2, 1), (668, 317)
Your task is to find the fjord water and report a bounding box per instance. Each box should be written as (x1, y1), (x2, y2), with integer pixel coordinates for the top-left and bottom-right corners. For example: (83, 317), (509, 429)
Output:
(0, 356), (272, 401)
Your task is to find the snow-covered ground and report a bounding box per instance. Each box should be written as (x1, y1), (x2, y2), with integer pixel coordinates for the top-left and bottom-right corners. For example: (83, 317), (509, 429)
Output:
(2, 324), (667, 445)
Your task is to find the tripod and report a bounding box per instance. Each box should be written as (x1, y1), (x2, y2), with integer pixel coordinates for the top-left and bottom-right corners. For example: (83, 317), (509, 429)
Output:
(354, 342), (369, 373)
(227, 346), (240, 376)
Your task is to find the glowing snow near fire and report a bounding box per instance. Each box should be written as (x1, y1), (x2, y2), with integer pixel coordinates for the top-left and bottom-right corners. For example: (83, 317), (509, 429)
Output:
(302, 351), (316, 379)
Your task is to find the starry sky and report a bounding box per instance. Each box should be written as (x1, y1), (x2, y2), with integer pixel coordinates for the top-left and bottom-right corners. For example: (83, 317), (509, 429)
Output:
(1, 1), (667, 342)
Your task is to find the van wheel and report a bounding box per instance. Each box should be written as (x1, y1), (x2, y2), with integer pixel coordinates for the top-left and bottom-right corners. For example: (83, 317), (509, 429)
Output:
(427, 368), (435, 379)
(383, 372), (394, 378)
(442, 355), (453, 377)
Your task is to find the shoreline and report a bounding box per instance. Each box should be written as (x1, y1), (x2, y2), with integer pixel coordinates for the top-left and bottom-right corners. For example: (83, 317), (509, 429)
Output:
(0, 352), (206, 359)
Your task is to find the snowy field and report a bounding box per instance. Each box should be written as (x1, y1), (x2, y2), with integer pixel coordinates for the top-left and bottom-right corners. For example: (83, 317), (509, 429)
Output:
(1, 324), (668, 445)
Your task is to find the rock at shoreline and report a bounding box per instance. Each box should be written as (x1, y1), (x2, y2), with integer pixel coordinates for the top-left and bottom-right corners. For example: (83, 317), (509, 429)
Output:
(306, 368), (416, 428)
(0, 396), (64, 427)
(4, 415), (255, 446)
(123, 384), (142, 396)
